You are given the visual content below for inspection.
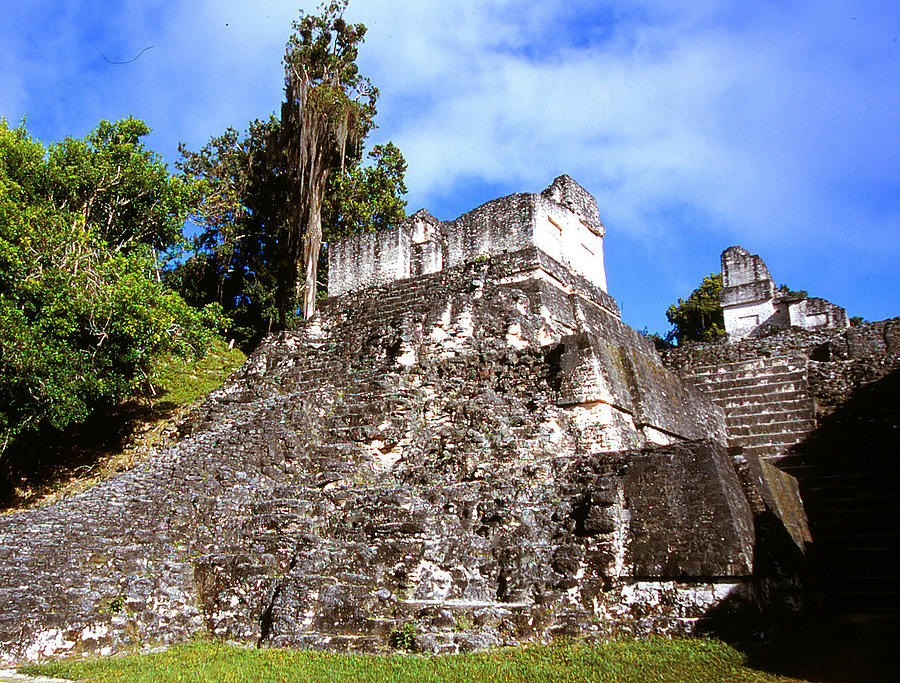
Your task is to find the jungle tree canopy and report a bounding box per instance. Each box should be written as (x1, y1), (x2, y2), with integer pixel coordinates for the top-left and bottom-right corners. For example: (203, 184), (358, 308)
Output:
(175, 125), (406, 351)
(665, 273), (726, 345)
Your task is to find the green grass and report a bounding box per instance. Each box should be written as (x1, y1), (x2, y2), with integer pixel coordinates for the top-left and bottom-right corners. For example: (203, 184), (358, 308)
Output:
(148, 338), (246, 406)
(21, 637), (803, 682)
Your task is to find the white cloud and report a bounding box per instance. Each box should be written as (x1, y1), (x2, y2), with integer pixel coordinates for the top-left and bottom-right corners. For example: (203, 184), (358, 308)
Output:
(1, 0), (897, 326)
(336, 0), (900, 273)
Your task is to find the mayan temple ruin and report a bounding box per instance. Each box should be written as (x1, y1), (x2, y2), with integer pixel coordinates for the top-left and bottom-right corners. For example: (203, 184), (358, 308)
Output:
(719, 246), (849, 339)
(0, 176), (896, 664)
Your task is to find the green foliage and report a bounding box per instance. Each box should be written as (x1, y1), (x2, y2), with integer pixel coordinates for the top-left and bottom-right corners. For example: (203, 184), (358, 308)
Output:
(103, 595), (126, 615)
(174, 3), (407, 343)
(777, 284), (807, 299)
(849, 316), (865, 327)
(175, 117), (290, 347)
(21, 637), (797, 682)
(148, 337), (246, 406)
(322, 142), (407, 241)
(176, 122), (407, 351)
(665, 273), (726, 346)
(46, 117), (202, 252)
(453, 615), (474, 632)
(389, 622), (417, 651)
(0, 118), (224, 463)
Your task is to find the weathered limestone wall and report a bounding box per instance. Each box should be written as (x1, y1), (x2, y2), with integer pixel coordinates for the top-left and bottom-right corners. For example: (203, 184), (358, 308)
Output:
(328, 175), (609, 300)
(328, 246), (722, 451)
(788, 297), (849, 332)
(326, 219), (414, 295)
(0, 248), (804, 664)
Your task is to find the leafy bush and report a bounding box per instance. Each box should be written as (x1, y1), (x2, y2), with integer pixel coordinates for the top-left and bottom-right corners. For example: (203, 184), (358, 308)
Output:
(0, 118), (224, 464)
(665, 273), (725, 345)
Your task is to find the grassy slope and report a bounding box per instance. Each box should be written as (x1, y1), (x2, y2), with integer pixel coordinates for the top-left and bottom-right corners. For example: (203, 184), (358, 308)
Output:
(147, 339), (247, 407)
(2, 338), (246, 511)
(22, 638), (805, 682)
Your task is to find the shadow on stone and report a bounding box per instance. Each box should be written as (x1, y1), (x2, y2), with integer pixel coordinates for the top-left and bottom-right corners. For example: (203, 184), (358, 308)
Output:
(718, 368), (900, 682)
(0, 398), (180, 510)
(782, 368), (900, 616)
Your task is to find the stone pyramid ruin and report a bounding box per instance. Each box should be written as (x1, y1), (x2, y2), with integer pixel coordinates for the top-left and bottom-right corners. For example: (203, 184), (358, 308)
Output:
(0, 176), (809, 663)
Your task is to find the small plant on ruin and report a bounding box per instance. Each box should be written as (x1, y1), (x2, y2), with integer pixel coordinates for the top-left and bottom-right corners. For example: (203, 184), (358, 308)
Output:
(453, 615), (474, 632)
(104, 595), (126, 615)
(389, 622), (417, 651)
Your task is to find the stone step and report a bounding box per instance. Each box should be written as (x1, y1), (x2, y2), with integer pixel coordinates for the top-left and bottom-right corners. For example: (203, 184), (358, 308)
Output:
(686, 356), (806, 378)
(726, 410), (814, 427)
(803, 488), (900, 505)
(691, 358), (802, 373)
(817, 550), (900, 568)
(703, 382), (807, 401)
(812, 533), (900, 546)
(803, 491), (900, 507)
(713, 392), (813, 416)
(832, 595), (900, 613)
(731, 435), (810, 452)
(800, 471), (900, 485)
(725, 398), (814, 418)
(827, 579), (900, 594)
(691, 370), (807, 391)
(823, 555), (900, 572)
(727, 419), (816, 437)
(808, 512), (900, 528)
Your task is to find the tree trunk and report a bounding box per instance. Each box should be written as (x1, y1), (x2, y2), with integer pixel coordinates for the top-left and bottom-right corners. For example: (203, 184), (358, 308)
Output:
(301, 171), (327, 319)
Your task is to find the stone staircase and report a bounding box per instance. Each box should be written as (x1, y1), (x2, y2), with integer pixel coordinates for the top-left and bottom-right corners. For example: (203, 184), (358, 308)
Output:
(670, 341), (900, 618)
(675, 353), (815, 462)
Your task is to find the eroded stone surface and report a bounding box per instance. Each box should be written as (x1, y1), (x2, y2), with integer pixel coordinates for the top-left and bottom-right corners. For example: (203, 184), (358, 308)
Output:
(0, 185), (809, 664)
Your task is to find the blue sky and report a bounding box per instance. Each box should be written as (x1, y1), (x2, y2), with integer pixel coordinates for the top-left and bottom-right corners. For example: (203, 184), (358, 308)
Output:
(2, 0), (898, 334)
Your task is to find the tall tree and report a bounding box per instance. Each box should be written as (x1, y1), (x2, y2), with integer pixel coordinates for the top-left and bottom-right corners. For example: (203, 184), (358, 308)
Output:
(176, 2), (406, 347)
(281, 0), (377, 319)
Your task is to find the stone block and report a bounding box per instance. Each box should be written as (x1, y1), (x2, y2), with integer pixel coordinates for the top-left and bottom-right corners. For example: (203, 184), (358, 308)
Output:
(621, 441), (755, 578)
